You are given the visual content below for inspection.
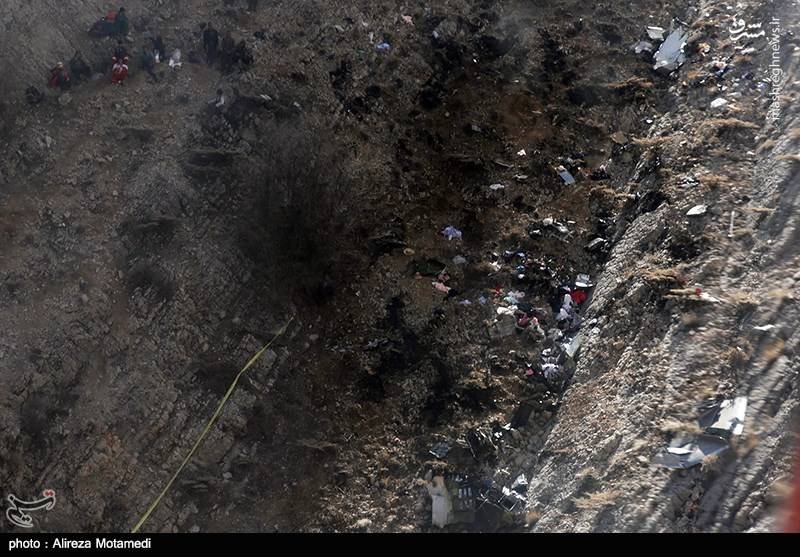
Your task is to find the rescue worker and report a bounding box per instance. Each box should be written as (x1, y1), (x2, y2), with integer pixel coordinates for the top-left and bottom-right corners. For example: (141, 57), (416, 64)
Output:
(114, 7), (129, 36)
(26, 85), (44, 105)
(48, 62), (71, 91)
(233, 39), (254, 68)
(111, 56), (129, 85)
(140, 47), (158, 81)
(114, 41), (128, 62)
(220, 31), (236, 73)
(210, 88), (225, 109)
(203, 23), (219, 66)
(152, 35), (166, 63)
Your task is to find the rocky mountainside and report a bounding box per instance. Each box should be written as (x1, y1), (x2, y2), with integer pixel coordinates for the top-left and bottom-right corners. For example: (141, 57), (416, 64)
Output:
(0, 0), (797, 533)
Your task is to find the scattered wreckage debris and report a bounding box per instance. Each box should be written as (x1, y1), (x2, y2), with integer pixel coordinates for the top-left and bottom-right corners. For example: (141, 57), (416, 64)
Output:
(664, 287), (722, 304)
(686, 204), (708, 216)
(654, 397), (748, 469)
(653, 25), (688, 73)
(556, 165), (576, 185)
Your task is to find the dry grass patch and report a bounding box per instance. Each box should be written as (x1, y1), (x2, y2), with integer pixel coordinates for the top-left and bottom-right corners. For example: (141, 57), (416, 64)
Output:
(745, 206), (775, 216)
(763, 338), (786, 364)
(726, 343), (753, 370)
(768, 287), (794, 301)
(525, 510), (542, 526)
(608, 77), (654, 91)
(726, 289), (759, 308)
(574, 490), (622, 510)
(660, 419), (702, 436)
(698, 119), (759, 139)
(701, 454), (722, 472)
(699, 172), (734, 189)
(640, 266), (687, 287)
(681, 311), (701, 328)
(632, 136), (674, 148)
(756, 139), (777, 154)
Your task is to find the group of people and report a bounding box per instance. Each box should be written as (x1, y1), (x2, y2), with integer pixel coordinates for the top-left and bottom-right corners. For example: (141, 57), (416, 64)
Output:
(202, 22), (254, 73)
(88, 6), (129, 38)
(35, 6), (255, 104)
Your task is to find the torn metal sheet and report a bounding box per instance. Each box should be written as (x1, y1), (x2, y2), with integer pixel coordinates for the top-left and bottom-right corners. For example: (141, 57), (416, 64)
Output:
(586, 237), (606, 251)
(653, 27), (688, 72)
(566, 333), (583, 359)
(429, 441), (452, 459)
(653, 434), (729, 469)
(556, 165), (576, 185)
(699, 397), (747, 437)
(754, 324), (776, 332)
(655, 397), (748, 469)
(511, 474), (529, 494)
(575, 274), (593, 288)
(646, 26), (666, 40)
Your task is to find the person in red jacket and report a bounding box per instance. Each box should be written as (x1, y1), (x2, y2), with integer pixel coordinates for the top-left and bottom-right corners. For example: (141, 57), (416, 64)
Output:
(571, 288), (588, 306)
(111, 56), (129, 85)
(48, 62), (71, 91)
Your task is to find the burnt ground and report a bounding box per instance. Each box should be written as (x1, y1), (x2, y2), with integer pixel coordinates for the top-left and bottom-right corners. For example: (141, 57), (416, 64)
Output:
(0, 0), (799, 533)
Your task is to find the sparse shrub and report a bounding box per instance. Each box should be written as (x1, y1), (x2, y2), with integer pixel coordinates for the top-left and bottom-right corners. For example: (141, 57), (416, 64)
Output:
(701, 453), (721, 473)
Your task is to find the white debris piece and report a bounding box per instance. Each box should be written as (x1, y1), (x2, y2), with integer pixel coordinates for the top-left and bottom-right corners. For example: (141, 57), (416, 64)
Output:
(686, 204), (708, 216)
(646, 26), (666, 40)
(710, 98), (729, 109)
(698, 291), (722, 303)
(653, 27), (688, 72)
(556, 165), (576, 185)
(702, 397), (748, 436)
(442, 226), (463, 241)
(169, 49), (182, 68)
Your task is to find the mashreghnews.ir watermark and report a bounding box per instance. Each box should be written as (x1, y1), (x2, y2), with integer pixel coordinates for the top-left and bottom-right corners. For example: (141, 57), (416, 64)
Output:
(767, 17), (783, 122)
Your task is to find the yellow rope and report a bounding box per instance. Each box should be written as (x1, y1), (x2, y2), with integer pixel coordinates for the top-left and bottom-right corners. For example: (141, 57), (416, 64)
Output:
(132, 316), (295, 533)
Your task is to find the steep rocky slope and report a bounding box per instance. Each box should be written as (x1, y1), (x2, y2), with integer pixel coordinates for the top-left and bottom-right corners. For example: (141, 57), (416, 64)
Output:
(0, 0), (797, 533)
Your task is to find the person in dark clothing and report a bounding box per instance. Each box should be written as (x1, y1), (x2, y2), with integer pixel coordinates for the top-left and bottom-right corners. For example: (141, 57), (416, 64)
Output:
(140, 47), (158, 81)
(114, 7), (129, 36)
(152, 36), (166, 63)
(233, 40), (254, 68)
(220, 31), (236, 73)
(25, 85), (44, 105)
(48, 63), (71, 91)
(69, 51), (92, 83)
(202, 23), (219, 66)
(247, 0), (259, 11)
(114, 41), (128, 62)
